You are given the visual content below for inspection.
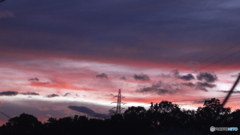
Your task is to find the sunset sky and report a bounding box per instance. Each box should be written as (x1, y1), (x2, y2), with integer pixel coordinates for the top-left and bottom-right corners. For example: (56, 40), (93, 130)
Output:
(0, 0), (240, 125)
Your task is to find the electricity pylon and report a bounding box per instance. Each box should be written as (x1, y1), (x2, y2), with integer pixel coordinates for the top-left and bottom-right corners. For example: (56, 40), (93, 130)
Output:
(112, 89), (126, 114)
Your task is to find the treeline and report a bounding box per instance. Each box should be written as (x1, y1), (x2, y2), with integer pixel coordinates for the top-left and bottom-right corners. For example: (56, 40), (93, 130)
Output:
(0, 98), (239, 135)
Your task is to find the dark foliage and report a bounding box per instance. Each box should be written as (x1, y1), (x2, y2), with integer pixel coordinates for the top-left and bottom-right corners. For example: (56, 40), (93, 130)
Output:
(0, 98), (239, 135)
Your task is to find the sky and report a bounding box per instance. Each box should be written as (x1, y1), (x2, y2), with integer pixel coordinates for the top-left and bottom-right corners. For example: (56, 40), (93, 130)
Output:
(0, 0), (240, 125)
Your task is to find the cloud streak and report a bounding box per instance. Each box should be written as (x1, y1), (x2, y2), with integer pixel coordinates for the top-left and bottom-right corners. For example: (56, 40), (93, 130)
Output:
(179, 74), (195, 81)
(0, 91), (18, 96)
(181, 82), (195, 87)
(196, 82), (216, 92)
(46, 94), (59, 98)
(21, 92), (40, 95)
(161, 70), (195, 81)
(28, 78), (39, 82)
(26, 80), (97, 91)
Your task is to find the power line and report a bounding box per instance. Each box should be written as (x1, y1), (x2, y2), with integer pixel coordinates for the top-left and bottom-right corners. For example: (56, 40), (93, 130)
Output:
(196, 50), (240, 72)
(207, 58), (240, 73)
(0, 111), (11, 119)
(165, 48), (240, 84)
(186, 44), (240, 66)
(204, 53), (240, 72)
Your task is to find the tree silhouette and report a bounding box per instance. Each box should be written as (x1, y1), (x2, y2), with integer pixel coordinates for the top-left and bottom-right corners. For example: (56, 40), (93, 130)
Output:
(193, 98), (231, 131)
(124, 106), (146, 121)
(0, 98), (239, 135)
(1, 113), (43, 135)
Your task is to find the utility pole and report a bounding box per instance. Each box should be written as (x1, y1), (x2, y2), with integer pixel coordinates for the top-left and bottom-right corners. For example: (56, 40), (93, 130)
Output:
(212, 73), (240, 126)
(222, 73), (240, 107)
(112, 89), (126, 114)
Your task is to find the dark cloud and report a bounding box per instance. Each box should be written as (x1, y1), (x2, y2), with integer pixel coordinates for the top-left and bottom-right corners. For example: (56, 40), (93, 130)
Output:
(182, 81), (216, 92)
(68, 106), (114, 118)
(181, 82), (195, 87)
(28, 78), (39, 82)
(197, 72), (218, 83)
(181, 72), (218, 92)
(0, 91), (18, 96)
(20, 92), (39, 95)
(120, 76), (126, 80)
(197, 82), (216, 88)
(63, 93), (70, 96)
(96, 73), (108, 79)
(46, 94), (59, 98)
(137, 81), (180, 95)
(162, 70), (194, 81)
(133, 74), (150, 81)
(196, 82), (216, 92)
(0, 91), (39, 96)
(180, 74), (195, 81)
(69, 106), (95, 116)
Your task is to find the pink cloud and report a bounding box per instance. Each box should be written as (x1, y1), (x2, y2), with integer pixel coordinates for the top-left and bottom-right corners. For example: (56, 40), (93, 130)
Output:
(25, 81), (97, 92)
